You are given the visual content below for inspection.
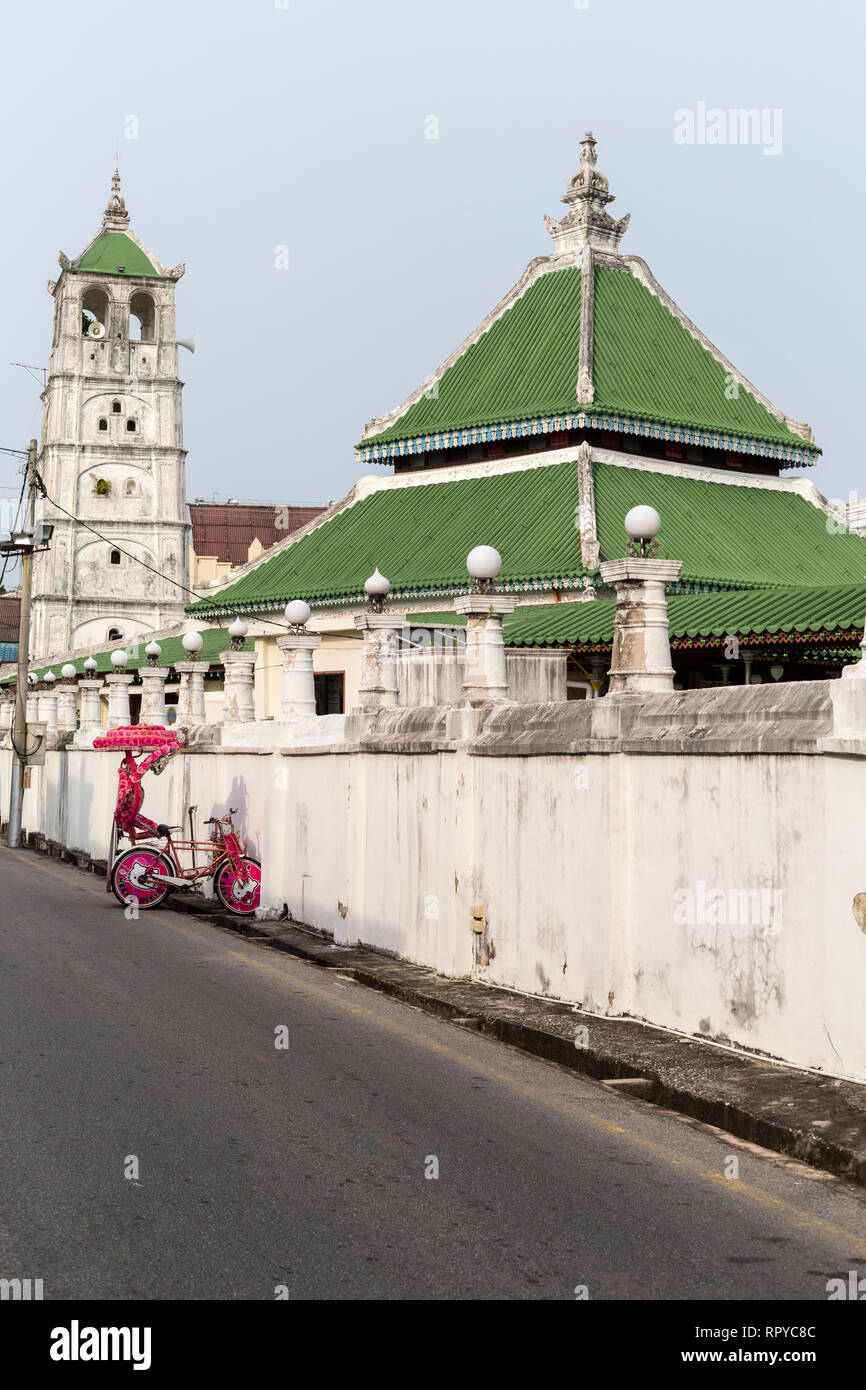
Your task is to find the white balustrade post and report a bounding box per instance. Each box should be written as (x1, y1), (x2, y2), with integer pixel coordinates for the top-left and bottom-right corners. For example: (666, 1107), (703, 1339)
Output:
(56, 680), (78, 733)
(353, 613), (406, 711)
(453, 595), (517, 704)
(104, 672), (135, 728)
(276, 633), (321, 720)
(139, 667), (169, 725)
(76, 679), (104, 739)
(38, 686), (59, 732)
(174, 661), (210, 726)
(597, 557), (683, 694)
(222, 648), (257, 723)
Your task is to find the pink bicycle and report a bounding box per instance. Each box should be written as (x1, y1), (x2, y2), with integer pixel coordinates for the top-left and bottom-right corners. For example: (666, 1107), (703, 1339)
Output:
(95, 726), (261, 916)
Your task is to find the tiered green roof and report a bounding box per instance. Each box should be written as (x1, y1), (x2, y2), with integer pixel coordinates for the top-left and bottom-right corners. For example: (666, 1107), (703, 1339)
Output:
(188, 459), (866, 616)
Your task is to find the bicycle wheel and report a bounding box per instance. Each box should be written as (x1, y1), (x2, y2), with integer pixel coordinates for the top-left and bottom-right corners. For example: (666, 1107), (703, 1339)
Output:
(110, 848), (173, 910)
(214, 856), (261, 916)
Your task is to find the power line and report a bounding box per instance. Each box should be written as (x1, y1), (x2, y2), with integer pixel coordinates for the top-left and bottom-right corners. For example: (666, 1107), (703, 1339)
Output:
(39, 483), (303, 640)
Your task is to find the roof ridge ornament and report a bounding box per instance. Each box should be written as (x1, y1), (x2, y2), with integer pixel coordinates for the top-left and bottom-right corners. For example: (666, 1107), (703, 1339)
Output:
(545, 132), (631, 257)
(101, 159), (130, 231)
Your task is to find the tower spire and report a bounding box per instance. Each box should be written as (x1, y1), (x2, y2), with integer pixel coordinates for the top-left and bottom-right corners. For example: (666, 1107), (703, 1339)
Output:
(544, 131), (630, 256)
(102, 159), (130, 231)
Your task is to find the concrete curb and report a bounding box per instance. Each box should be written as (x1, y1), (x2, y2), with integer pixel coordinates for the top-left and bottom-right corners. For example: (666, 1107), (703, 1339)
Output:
(18, 833), (866, 1186)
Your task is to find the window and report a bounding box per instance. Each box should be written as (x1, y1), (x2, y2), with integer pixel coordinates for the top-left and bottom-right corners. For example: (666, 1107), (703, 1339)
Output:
(81, 286), (109, 337)
(129, 292), (155, 342)
(112, 401), (122, 414)
(126, 419), (137, 433)
(314, 672), (344, 715)
(125, 479), (137, 497)
(107, 626), (123, 642)
(109, 549), (121, 566)
(98, 418), (107, 431)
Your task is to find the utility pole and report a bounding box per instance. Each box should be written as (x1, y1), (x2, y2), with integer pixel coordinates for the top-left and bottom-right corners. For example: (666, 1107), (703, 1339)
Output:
(7, 439), (39, 849)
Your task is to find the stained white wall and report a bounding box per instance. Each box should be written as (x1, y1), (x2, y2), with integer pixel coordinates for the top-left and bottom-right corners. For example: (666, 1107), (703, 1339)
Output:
(3, 680), (866, 1081)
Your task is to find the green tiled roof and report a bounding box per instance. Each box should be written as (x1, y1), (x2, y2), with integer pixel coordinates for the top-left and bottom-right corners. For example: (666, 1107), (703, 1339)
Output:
(361, 265), (816, 461)
(503, 585), (866, 650)
(74, 232), (163, 278)
(188, 459), (866, 616)
(11, 628), (251, 685)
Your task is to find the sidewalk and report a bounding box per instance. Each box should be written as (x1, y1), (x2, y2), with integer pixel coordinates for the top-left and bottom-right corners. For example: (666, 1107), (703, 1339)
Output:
(19, 833), (866, 1186)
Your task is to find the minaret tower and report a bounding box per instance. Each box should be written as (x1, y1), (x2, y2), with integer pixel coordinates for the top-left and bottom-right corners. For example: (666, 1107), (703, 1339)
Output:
(30, 166), (190, 660)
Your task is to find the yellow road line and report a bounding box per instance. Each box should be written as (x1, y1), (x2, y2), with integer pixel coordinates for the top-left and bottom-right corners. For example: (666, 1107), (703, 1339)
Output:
(5, 844), (866, 1258)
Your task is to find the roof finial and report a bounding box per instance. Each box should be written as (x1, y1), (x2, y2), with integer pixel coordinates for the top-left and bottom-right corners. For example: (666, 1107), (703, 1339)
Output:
(544, 131), (630, 257)
(102, 158), (130, 230)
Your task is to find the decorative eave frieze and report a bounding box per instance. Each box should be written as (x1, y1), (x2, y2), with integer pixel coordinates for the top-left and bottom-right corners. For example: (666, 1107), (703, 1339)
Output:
(356, 411), (819, 469)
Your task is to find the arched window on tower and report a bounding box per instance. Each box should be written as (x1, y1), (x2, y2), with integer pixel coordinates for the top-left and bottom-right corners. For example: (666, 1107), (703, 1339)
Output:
(109, 549), (121, 566)
(112, 401), (122, 414)
(81, 286), (110, 337)
(107, 626), (124, 643)
(129, 292), (155, 343)
(98, 418), (108, 432)
(126, 419), (137, 433)
(125, 479), (137, 497)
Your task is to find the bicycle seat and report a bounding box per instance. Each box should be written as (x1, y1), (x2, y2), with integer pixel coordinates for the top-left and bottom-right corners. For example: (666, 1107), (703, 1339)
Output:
(156, 824), (183, 836)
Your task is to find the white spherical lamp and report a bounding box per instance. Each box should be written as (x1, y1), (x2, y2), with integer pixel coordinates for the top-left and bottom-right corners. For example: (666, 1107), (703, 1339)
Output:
(61, 663), (76, 680)
(27, 672), (37, 685)
(284, 600), (311, 627)
(466, 545), (503, 582)
(182, 631), (203, 655)
(364, 569), (390, 598)
(624, 506), (662, 542)
(110, 649), (128, 668)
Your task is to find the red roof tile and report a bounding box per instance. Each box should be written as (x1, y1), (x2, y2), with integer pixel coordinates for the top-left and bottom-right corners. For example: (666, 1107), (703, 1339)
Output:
(188, 502), (325, 568)
(0, 594), (20, 645)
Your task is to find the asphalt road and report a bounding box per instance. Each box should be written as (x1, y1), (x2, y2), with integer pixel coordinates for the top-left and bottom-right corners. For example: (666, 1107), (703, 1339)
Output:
(3, 846), (866, 1301)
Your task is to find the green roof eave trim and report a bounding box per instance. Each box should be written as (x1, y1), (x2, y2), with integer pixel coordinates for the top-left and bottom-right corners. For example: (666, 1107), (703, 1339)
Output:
(73, 231), (165, 279)
(502, 584), (866, 652)
(356, 410), (819, 469)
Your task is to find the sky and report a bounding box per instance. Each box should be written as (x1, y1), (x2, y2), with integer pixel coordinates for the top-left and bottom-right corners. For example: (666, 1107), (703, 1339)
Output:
(0, 0), (863, 523)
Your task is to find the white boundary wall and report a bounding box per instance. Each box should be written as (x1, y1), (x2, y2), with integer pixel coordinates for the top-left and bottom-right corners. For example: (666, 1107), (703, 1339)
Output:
(2, 677), (866, 1081)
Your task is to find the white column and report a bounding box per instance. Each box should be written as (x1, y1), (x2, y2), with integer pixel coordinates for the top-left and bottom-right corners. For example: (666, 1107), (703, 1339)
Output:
(0, 691), (14, 737)
(25, 689), (39, 724)
(276, 633), (321, 720)
(597, 557), (683, 695)
(174, 661), (210, 726)
(453, 595), (517, 705)
(104, 672), (135, 728)
(77, 679), (104, 735)
(57, 681), (78, 733)
(222, 648), (257, 724)
(352, 613), (406, 711)
(38, 688), (59, 732)
(139, 667), (169, 725)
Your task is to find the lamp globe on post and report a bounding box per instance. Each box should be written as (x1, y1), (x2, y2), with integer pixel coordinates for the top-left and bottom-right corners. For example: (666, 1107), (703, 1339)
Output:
(624, 505), (662, 558)
(145, 640), (162, 668)
(43, 670), (56, 686)
(83, 656), (98, 676)
(466, 544), (502, 593)
(363, 570), (390, 614)
(228, 616), (249, 649)
(110, 649), (128, 669)
(284, 600), (311, 631)
(60, 663), (76, 680)
(181, 631), (203, 656)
